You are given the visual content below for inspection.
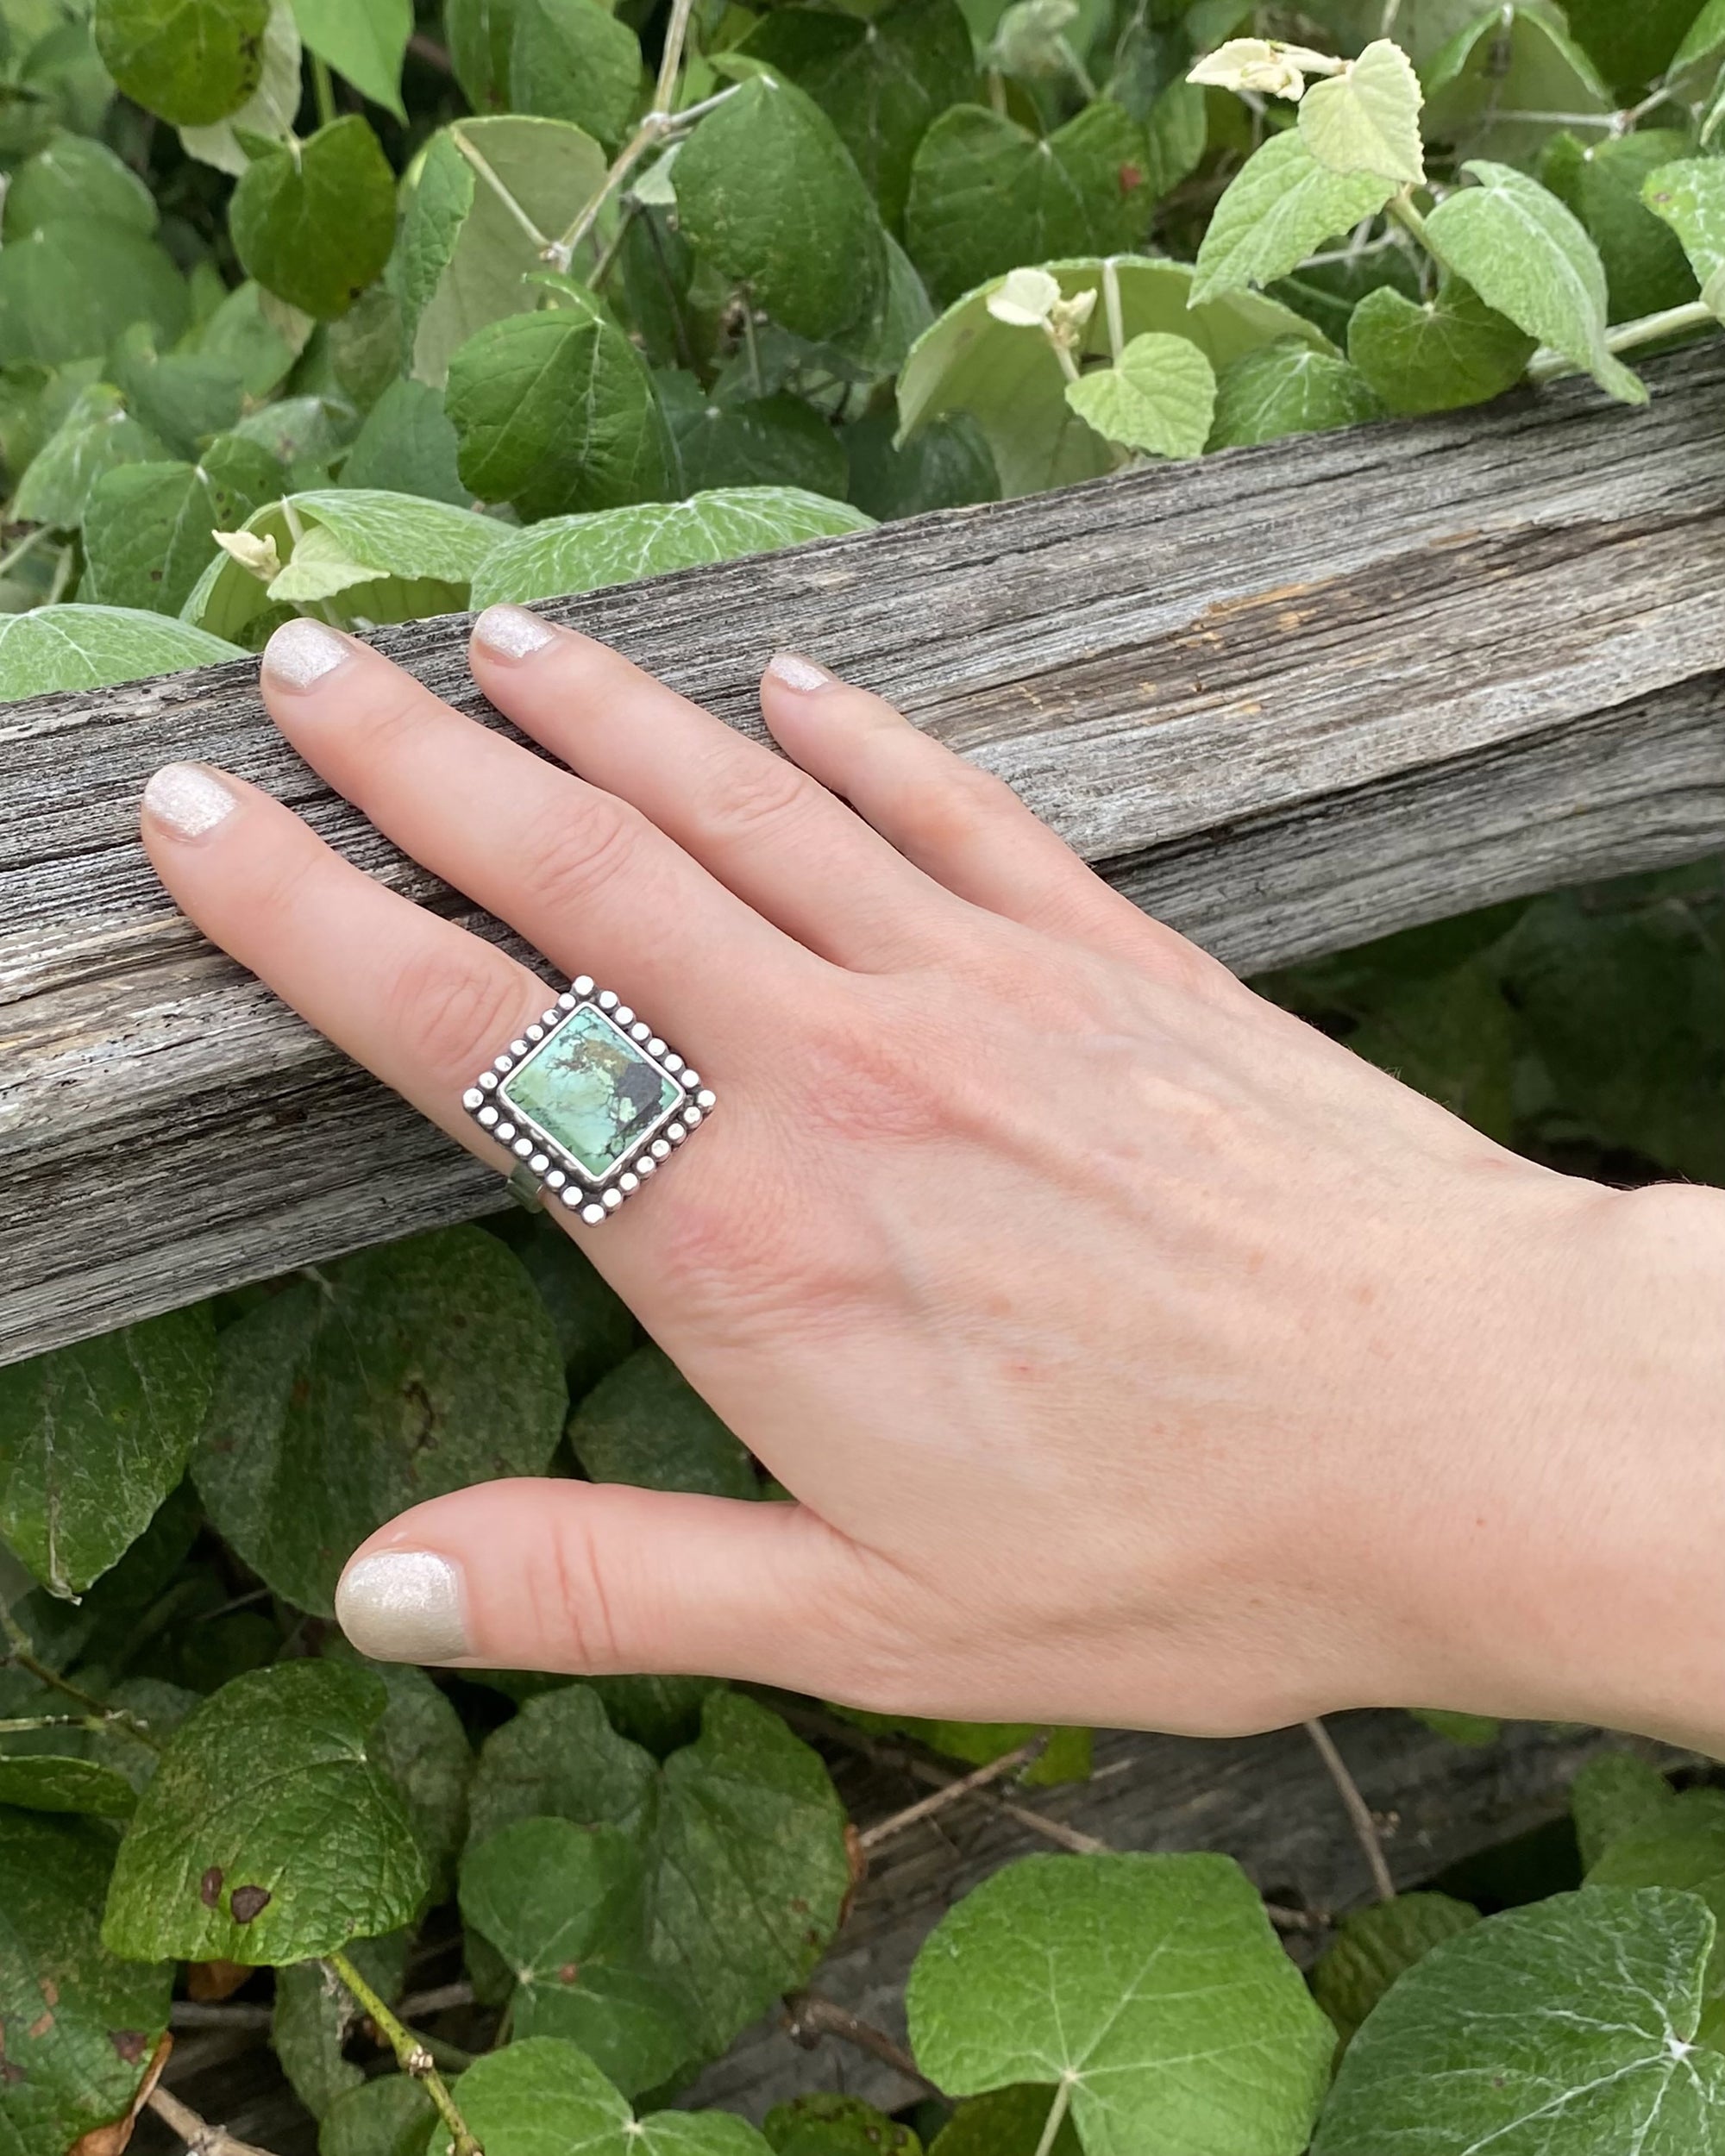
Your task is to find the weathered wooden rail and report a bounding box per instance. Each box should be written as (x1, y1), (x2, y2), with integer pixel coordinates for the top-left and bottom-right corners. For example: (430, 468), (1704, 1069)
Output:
(6, 342), (1725, 1364)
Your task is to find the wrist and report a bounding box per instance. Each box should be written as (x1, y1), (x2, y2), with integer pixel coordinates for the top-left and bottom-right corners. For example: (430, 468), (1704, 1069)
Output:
(1358, 1175), (1725, 1751)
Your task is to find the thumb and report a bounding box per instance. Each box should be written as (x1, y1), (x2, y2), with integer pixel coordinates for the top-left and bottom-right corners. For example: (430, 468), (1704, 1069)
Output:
(333, 1477), (888, 1697)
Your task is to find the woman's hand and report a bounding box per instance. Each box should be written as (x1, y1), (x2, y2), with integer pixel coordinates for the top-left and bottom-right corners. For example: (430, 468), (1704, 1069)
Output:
(141, 609), (1725, 1748)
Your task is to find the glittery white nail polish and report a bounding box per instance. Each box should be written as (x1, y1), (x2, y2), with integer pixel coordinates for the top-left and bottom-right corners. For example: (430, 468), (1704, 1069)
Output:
(472, 604), (558, 660)
(263, 616), (353, 689)
(143, 761), (238, 838)
(766, 649), (832, 693)
(336, 1550), (470, 1664)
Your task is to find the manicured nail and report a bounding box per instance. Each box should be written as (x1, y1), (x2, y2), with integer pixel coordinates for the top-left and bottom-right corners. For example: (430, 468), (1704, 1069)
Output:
(262, 616), (354, 690)
(767, 649), (833, 693)
(336, 1550), (470, 1664)
(472, 604), (558, 661)
(142, 761), (238, 839)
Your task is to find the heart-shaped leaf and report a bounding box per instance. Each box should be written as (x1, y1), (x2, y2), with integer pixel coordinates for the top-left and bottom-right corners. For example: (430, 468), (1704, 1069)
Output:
(230, 115), (398, 320)
(1063, 330), (1217, 458)
(1300, 39), (1425, 184)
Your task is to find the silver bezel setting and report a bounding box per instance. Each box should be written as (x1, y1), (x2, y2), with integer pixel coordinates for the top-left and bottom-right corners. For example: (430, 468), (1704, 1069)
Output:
(461, 977), (714, 1225)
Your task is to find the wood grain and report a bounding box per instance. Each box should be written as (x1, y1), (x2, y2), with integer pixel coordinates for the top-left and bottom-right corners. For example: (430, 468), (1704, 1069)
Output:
(5, 346), (1725, 1363)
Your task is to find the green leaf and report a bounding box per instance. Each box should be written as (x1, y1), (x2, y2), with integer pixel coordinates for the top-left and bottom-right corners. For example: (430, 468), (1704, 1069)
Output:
(1421, 3), (1614, 167)
(334, 380), (467, 502)
(292, 0), (411, 119)
(1192, 129), (1396, 307)
(430, 2035), (773, 2155)
(192, 1225), (564, 1616)
(395, 117), (609, 385)
(1312, 1888), (1725, 2152)
(480, 1213), (637, 1399)
(1407, 1706), (1502, 1745)
(0, 604), (246, 700)
(360, 1659), (471, 1899)
(461, 1819), (699, 2095)
(0, 1753), (139, 1815)
(1587, 1802), (1725, 2038)
(0, 1306), (216, 1597)
(906, 99), (1150, 307)
(471, 1689), (850, 2062)
(1644, 156), (1725, 320)
(179, 0), (301, 175)
(1342, 960), (1516, 1142)
(471, 486), (872, 605)
(1311, 1893), (1481, 2046)
(102, 1660), (430, 1965)
(195, 278), (306, 398)
(231, 116), (399, 322)
(107, 322), (248, 461)
(844, 408), (998, 519)
(833, 1710), (1091, 1788)
(1555, 0), (1700, 94)
(12, 381), (165, 529)
(1424, 159), (1645, 404)
(0, 1810), (172, 2156)
(92, 0), (270, 124)
(765, 2094), (923, 2154)
(1064, 330), (1216, 457)
(739, 0), (976, 228)
(659, 375), (849, 501)
(446, 304), (676, 519)
(677, 73), (887, 341)
(0, 219), (188, 367)
(568, 1345), (756, 1501)
(320, 2075), (438, 2156)
(1208, 339), (1386, 448)
(1347, 273), (1534, 414)
(85, 444), (279, 615)
(467, 1683), (657, 1850)
(898, 255), (1330, 496)
(1675, 0), (1725, 76)
(1571, 1752), (1680, 1872)
(1299, 39), (1425, 185)
(273, 1932), (408, 2118)
(927, 2087), (1081, 2156)
(1541, 130), (1698, 323)
(907, 1853), (1336, 2156)
(2, 129), (155, 238)
(446, 0), (640, 146)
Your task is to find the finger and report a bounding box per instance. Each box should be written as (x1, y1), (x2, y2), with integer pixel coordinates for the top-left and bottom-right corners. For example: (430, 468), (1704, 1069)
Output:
(467, 605), (971, 972)
(761, 649), (1199, 965)
(139, 763), (715, 1253)
(259, 617), (816, 1039)
(334, 1479), (896, 1696)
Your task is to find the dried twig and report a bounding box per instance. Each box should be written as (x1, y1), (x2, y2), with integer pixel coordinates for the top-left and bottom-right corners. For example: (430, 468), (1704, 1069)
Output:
(167, 2003), (273, 2032)
(146, 2086), (277, 2156)
(397, 1980), (477, 2020)
(858, 1738), (1046, 1851)
(1304, 1719), (1396, 1902)
(782, 1992), (938, 2096)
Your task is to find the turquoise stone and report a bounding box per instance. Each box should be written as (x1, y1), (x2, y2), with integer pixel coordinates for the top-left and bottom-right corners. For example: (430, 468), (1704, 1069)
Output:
(500, 1006), (683, 1177)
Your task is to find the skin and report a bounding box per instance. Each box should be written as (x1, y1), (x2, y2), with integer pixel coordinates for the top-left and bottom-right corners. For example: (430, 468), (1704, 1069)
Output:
(141, 611), (1725, 1753)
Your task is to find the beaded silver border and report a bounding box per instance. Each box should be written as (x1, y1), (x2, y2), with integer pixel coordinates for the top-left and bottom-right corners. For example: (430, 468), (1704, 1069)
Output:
(461, 976), (714, 1225)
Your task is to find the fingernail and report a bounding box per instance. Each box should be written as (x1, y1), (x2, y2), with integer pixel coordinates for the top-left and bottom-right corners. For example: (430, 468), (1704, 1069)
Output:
(142, 761), (238, 839)
(767, 649), (834, 693)
(335, 1550), (470, 1664)
(262, 617), (354, 690)
(472, 604), (558, 661)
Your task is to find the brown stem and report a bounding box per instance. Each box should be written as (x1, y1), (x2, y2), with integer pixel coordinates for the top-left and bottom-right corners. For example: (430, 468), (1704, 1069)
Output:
(325, 1953), (480, 2156)
(1304, 1718), (1396, 1902)
(782, 1992), (939, 2096)
(857, 1737), (1047, 1851)
(407, 33), (452, 72)
(146, 2087), (277, 2156)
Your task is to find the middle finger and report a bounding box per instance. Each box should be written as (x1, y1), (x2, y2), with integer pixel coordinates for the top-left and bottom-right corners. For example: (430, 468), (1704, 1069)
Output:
(259, 617), (819, 1043)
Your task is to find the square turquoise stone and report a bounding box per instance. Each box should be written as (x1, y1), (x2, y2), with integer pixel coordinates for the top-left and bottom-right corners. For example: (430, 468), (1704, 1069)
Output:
(500, 1006), (684, 1178)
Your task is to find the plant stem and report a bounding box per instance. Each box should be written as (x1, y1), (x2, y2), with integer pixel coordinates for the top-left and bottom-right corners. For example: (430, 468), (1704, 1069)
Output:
(1304, 1718), (1395, 1902)
(1527, 298), (1717, 382)
(0, 1602), (161, 1746)
(858, 1735), (1047, 1851)
(1034, 2078), (1076, 2156)
(782, 1992), (938, 2095)
(447, 124), (554, 253)
(0, 1711), (116, 1734)
(326, 1952), (480, 2156)
(310, 54), (337, 129)
(1386, 187), (1432, 254)
(0, 522), (52, 580)
(147, 2086), (278, 2156)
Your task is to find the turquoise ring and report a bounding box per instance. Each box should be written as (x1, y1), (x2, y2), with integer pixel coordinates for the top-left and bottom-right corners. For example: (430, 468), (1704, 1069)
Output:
(462, 977), (714, 1225)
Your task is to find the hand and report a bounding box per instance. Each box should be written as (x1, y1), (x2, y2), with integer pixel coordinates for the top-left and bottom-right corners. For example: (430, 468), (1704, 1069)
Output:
(141, 608), (1725, 1748)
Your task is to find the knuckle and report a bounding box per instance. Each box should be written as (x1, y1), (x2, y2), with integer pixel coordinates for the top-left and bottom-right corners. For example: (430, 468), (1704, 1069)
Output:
(386, 943), (525, 1081)
(871, 742), (1021, 858)
(797, 1002), (950, 1147)
(518, 791), (644, 916)
(695, 740), (820, 846)
(528, 1508), (625, 1671)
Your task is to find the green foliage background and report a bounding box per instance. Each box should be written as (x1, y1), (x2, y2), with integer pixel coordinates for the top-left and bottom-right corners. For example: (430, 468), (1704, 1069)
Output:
(3, 1), (1725, 2152)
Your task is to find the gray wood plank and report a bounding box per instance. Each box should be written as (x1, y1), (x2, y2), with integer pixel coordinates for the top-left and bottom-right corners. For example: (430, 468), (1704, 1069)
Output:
(5, 347), (1725, 1362)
